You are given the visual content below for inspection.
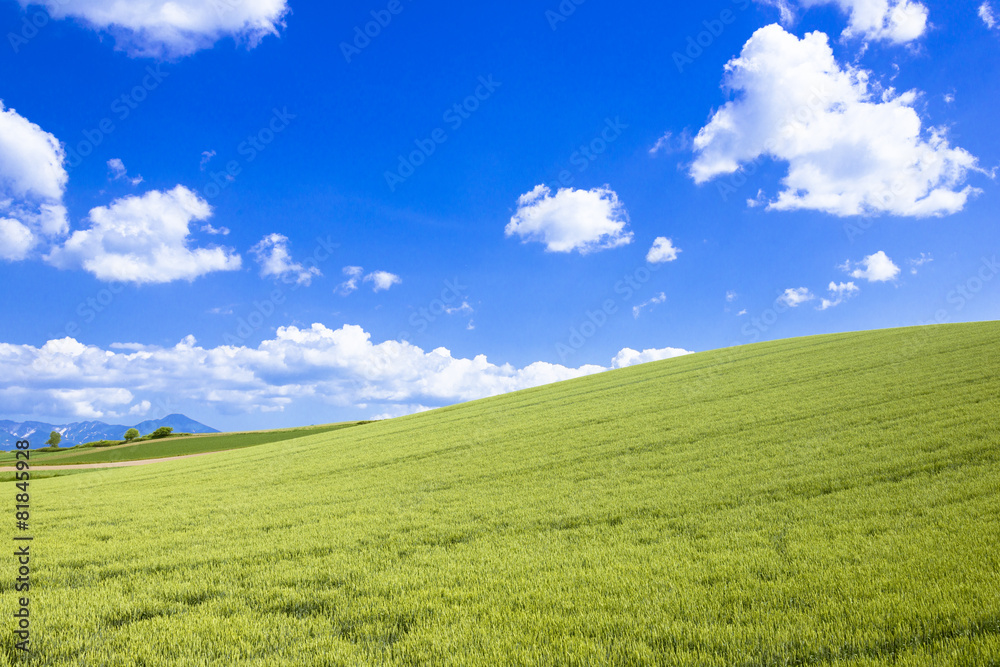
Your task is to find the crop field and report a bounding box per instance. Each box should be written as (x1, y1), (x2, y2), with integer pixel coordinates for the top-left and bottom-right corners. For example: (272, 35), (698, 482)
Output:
(1, 322), (998, 665)
(0, 422), (366, 467)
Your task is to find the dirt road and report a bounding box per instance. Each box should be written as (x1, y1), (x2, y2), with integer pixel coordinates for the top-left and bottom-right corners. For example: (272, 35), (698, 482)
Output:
(0, 451), (228, 472)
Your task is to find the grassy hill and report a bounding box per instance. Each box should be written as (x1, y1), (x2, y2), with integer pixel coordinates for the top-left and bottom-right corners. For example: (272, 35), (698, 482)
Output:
(2, 322), (998, 665)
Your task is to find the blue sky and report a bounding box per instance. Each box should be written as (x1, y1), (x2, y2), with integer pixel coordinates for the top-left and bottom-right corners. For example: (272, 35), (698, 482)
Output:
(0, 0), (997, 431)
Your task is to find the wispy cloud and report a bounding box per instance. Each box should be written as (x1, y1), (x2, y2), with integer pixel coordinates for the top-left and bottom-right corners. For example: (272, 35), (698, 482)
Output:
(818, 281), (859, 310)
(250, 233), (322, 286)
(107, 158), (143, 186)
(633, 292), (666, 318)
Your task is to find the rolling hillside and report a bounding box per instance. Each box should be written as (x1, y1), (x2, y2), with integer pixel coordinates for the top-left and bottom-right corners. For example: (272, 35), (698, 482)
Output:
(2, 322), (998, 665)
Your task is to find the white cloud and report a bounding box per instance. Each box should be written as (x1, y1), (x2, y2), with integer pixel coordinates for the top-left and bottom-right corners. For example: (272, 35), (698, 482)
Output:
(758, 0), (797, 24)
(646, 237), (681, 264)
(201, 223), (230, 235)
(336, 266), (363, 296)
(633, 292), (666, 319)
(107, 158), (143, 186)
(0, 218), (35, 261)
(726, 290), (738, 302)
(0, 101), (68, 259)
(0, 325), (692, 421)
(199, 150), (217, 170)
(506, 184), (633, 254)
(800, 0), (928, 43)
(250, 233), (321, 286)
(611, 346), (692, 369)
(908, 252), (932, 274)
(445, 301), (474, 316)
(979, 2), (997, 28)
(364, 270), (402, 292)
(818, 281), (859, 309)
(26, 0), (291, 58)
(46, 185), (242, 284)
(778, 287), (815, 307)
(841, 250), (900, 281)
(691, 25), (982, 217)
(737, 309), (748, 316)
(649, 130), (691, 156)
(370, 405), (435, 421)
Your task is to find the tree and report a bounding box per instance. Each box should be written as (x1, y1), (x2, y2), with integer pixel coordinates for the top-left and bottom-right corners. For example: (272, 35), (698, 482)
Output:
(45, 431), (62, 447)
(151, 426), (173, 439)
(124, 428), (140, 442)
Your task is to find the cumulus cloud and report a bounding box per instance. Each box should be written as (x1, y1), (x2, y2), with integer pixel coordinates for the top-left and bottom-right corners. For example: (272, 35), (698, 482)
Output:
(505, 184), (633, 254)
(364, 270), (402, 292)
(611, 345), (692, 369)
(800, 0), (928, 43)
(0, 101), (68, 260)
(646, 237), (681, 264)
(0, 324), (692, 422)
(633, 292), (666, 319)
(46, 185), (242, 284)
(24, 0), (291, 58)
(250, 233), (321, 286)
(818, 281), (859, 309)
(778, 287), (815, 307)
(691, 25), (982, 217)
(0, 218), (35, 261)
(841, 250), (900, 281)
(107, 158), (143, 186)
(979, 2), (997, 28)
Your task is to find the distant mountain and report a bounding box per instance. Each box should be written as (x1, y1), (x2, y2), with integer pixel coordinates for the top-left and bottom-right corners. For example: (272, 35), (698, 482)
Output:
(0, 414), (219, 449)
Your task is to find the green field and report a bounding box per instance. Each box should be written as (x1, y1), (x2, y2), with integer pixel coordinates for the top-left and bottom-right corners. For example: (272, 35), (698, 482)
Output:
(1, 422), (366, 466)
(2, 322), (999, 665)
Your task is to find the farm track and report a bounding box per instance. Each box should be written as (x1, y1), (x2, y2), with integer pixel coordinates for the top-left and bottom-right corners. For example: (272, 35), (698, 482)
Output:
(0, 449), (236, 471)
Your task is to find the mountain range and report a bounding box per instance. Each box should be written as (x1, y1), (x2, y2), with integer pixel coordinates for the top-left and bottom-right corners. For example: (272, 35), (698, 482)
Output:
(0, 414), (219, 449)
